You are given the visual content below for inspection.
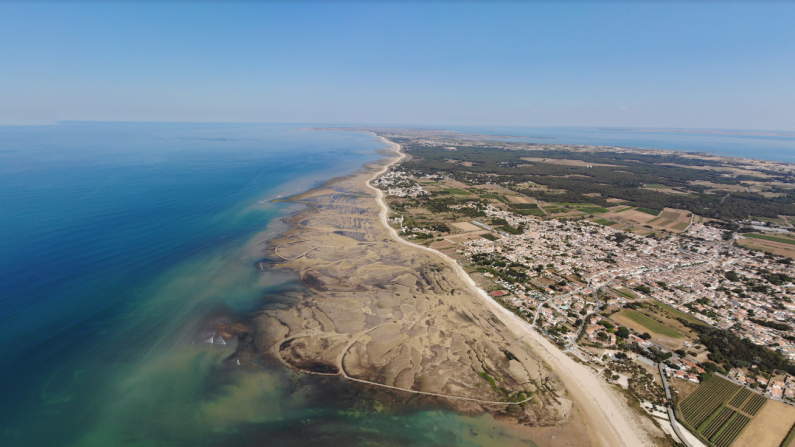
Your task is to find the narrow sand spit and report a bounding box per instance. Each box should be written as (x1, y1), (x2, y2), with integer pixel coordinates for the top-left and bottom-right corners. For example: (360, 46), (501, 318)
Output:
(367, 135), (653, 447)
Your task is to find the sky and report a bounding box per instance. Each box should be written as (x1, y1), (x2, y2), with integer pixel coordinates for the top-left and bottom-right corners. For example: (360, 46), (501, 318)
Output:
(0, 1), (793, 130)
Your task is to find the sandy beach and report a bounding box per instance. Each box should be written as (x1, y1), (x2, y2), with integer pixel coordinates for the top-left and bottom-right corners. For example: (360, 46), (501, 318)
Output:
(366, 136), (655, 447)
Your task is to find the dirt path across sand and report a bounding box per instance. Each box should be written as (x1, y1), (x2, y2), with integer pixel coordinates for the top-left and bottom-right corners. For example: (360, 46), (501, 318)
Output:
(366, 135), (653, 447)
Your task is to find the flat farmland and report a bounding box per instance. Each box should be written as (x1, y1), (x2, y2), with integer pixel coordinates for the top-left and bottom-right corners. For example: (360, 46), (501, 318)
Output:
(672, 221), (690, 231)
(736, 237), (795, 257)
(746, 233), (795, 245)
(613, 309), (682, 338)
(615, 209), (658, 224)
(446, 230), (490, 243)
(733, 399), (795, 447)
(506, 195), (533, 204)
(679, 374), (784, 447)
(680, 375), (741, 429)
(429, 239), (455, 250)
(452, 222), (481, 232)
(649, 301), (705, 326)
(640, 208), (692, 233)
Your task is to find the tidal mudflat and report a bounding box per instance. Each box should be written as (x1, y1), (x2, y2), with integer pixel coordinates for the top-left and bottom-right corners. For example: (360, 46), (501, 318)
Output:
(222, 139), (597, 447)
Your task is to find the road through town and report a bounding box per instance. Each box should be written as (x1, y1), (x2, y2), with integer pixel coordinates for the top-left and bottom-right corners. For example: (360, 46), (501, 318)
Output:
(367, 136), (653, 447)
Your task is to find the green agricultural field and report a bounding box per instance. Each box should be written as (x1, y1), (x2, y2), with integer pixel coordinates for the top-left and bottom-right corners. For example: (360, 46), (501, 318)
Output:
(701, 406), (734, 439)
(580, 206), (611, 214)
(445, 188), (473, 195)
(615, 206), (635, 213)
(480, 194), (511, 204)
(712, 413), (750, 447)
(672, 222), (690, 231)
(746, 233), (795, 246)
(680, 375), (742, 430)
(677, 374), (770, 447)
(729, 388), (751, 408)
(636, 207), (662, 216)
(612, 288), (637, 299)
(649, 301), (703, 325)
(618, 309), (682, 338)
(742, 394), (767, 416)
(553, 202), (592, 207)
(516, 209), (544, 215)
(594, 218), (618, 226)
(511, 203), (538, 209)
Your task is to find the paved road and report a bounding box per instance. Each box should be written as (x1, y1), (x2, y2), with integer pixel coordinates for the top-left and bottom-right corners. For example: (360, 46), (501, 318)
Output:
(659, 362), (693, 447)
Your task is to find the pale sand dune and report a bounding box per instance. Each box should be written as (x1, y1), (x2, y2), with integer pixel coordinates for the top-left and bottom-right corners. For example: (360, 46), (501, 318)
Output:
(368, 136), (654, 447)
(255, 136), (579, 437)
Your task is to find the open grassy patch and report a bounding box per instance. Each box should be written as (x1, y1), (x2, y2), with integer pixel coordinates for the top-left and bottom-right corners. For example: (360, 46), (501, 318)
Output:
(616, 309), (682, 338)
(579, 206), (611, 214)
(480, 193), (511, 203)
(672, 221), (690, 231)
(516, 209), (544, 215)
(649, 301), (703, 325)
(746, 233), (795, 246)
(636, 207), (662, 216)
(594, 218), (618, 226)
(553, 202), (592, 207)
(444, 188), (473, 195)
(612, 287), (637, 299)
(511, 203), (538, 209)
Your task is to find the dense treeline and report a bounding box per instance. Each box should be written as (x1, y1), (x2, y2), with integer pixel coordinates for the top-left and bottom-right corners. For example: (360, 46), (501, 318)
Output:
(749, 318), (791, 331)
(399, 144), (795, 220)
(683, 321), (795, 374)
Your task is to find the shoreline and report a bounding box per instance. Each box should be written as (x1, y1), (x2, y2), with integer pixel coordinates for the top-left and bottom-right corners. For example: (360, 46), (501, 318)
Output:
(246, 134), (591, 438)
(265, 137), (531, 405)
(239, 131), (654, 446)
(365, 135), (652, 447)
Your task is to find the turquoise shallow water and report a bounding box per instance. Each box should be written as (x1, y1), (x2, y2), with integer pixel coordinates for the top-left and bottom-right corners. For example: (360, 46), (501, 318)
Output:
(0, 123), (546, 447)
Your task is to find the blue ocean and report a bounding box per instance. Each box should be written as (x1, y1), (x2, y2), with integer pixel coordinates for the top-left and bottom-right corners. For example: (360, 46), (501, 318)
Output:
(0, 123), (551, 447)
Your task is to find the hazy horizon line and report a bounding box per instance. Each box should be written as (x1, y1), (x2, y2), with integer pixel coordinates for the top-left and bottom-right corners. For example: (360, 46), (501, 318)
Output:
(1, 120), (794, 136)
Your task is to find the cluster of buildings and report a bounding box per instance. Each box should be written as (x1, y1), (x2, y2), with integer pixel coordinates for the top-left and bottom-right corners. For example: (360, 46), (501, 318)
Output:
(663, 358), (705, 383)
(728, 369), (795, 400)
(372, 170), (427, 197)
(453, 202), (795, 362)
(688, 223), (724, 241)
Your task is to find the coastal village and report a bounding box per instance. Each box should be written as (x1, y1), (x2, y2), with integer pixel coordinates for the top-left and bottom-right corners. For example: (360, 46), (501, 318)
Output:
(376, 155), (795, 447)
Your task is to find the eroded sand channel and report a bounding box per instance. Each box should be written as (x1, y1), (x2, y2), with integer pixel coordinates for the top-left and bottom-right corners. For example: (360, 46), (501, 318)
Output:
(231, 136), (621, 446)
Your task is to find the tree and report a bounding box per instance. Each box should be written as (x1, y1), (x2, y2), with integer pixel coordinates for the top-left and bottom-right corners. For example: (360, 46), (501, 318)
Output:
(701, 361), (726, 375)
(617, 327), (630, 338)
(640, 332), (652, 340)
(598, 321), (615, 330)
